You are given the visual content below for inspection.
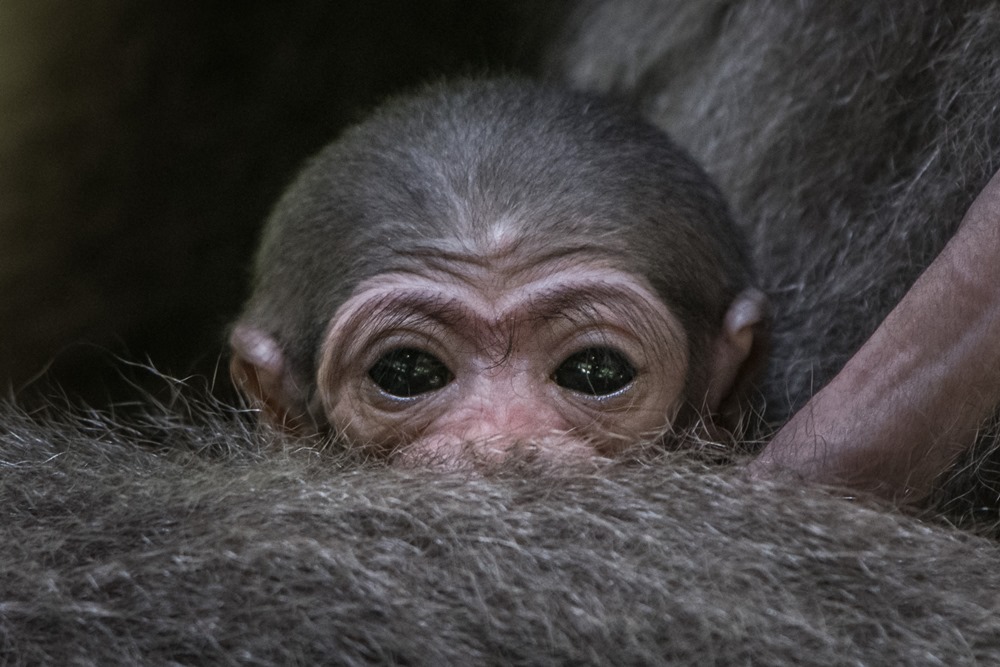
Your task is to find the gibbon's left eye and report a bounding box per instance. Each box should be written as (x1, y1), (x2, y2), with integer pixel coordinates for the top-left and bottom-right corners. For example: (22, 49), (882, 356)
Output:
(368, 348), (453, 397)
(553, 347), (636, 396)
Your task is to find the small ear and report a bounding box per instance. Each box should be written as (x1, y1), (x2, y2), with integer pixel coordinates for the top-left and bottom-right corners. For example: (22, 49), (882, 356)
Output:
(229, 323), (313, 433)
(704, 288), (771, 426)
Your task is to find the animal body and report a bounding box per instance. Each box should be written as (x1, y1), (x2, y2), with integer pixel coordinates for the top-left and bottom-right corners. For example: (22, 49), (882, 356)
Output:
(3, 2), (1000, 663)
(3, 398), (1000, 665)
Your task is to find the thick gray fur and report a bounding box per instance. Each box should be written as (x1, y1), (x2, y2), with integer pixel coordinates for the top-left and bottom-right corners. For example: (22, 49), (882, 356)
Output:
(3, 398), (1000, 665)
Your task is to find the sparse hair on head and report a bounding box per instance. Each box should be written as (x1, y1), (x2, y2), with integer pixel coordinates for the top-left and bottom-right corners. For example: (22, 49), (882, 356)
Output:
(238, 77), (756, 404)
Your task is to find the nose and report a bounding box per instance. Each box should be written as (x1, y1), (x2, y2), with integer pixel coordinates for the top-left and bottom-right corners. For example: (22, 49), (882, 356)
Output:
(398, 431), (597, 469)
(397, 395), (593, 468)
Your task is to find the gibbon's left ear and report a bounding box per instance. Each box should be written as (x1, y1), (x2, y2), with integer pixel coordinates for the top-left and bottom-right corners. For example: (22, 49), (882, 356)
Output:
(704, 288), (771, 426)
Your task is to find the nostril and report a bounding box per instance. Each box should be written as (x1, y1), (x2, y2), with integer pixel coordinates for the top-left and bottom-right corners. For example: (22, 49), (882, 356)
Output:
(397, 432), (599, 470)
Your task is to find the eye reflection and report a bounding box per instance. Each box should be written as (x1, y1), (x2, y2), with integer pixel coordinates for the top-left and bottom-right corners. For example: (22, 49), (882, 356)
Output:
(368, 348), (453, 397)
(553, 347), (636, 396)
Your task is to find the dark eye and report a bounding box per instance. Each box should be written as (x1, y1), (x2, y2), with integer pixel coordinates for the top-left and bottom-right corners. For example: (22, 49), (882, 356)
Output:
(368, 348), (453, 397)
(553, 347), (636, 396)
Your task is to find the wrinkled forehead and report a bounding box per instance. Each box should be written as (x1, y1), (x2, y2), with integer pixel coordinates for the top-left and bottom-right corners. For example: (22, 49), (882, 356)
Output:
(349, 206), (654, 293)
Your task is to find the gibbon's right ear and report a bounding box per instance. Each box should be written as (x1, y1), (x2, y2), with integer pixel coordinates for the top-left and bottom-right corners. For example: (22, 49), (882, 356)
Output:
(229, 323), (314, 434)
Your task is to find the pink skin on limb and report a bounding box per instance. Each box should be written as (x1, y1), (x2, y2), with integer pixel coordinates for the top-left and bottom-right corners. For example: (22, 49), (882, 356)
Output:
(749, 168), (1000, 502)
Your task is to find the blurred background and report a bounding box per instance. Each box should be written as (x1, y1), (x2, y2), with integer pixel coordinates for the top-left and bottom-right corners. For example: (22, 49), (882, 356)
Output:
(0, 1), (564, 405)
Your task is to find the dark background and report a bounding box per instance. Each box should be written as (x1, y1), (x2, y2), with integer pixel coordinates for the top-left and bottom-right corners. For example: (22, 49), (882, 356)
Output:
(0, 1), (565, 404)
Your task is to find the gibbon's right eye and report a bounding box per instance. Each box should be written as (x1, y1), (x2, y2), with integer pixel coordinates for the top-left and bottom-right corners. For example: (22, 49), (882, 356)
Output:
(368, 348), (453, 397)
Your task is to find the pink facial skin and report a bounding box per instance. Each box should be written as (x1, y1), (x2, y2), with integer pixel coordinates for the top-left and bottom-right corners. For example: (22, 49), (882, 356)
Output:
(317, 247), (689, 467)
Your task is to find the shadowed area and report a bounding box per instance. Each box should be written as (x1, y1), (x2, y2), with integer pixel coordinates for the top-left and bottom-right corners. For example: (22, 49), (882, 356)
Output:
(0, 1), (562, 404)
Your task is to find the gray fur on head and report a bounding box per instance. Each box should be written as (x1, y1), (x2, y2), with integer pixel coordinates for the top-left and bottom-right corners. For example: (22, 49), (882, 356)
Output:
(239, 77), (755, 400)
